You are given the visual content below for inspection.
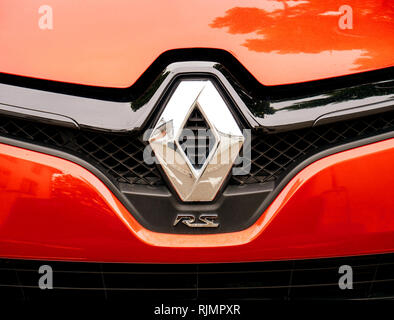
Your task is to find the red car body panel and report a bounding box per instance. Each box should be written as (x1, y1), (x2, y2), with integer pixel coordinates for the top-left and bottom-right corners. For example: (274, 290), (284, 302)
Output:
(0, 0), (393, 268)
(0, 139), (393, 263)
(0, 0), (393, 87)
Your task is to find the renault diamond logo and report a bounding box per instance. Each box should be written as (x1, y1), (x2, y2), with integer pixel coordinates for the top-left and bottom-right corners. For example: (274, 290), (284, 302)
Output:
(149, 80), (244, 202)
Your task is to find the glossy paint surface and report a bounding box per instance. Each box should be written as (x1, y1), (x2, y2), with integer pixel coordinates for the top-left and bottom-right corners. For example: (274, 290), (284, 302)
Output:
(0, 139), (393, 263)
(0, 0), (393, 87)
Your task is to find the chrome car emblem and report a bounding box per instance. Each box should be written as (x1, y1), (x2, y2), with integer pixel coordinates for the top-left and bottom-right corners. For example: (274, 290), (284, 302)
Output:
(149, 80), (244, 201)
(173, 214), (219, 228)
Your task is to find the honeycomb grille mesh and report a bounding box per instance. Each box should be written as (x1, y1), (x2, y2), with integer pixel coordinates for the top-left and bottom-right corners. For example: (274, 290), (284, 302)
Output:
(231, 110), (394, 185)
(0, 110), (393, 187)
(0, 117), (163, 186)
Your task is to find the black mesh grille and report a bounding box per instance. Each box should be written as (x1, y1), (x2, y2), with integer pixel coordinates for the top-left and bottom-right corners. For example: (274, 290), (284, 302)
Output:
(0, 117), (163, 186)
(231, 110), (394, 185)
(0, 110), (392, 187)
(178, 107), (216, 170)
(1, 253), (394, 301)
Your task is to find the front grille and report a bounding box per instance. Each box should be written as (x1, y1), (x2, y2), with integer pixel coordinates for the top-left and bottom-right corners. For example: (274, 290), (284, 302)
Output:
(1, 253), (394, 301)
(0, 110), (392, 187)
(231, 110), (394, 185)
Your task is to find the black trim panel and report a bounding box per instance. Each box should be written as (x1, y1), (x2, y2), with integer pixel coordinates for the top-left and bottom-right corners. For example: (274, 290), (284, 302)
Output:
(257, 79), (394, 131)
(120, 183), (274, 234)
(0, 48), (393, 101)
(0, 60), (393, 133)
(0, 84), (133, 132)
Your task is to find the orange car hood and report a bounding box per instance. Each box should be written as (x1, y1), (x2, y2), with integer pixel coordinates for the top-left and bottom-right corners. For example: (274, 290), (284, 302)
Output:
(0, 0), (393, 87)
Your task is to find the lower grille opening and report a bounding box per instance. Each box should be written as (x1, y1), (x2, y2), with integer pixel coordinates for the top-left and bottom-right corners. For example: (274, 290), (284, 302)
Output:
(1, 253), (394, 301)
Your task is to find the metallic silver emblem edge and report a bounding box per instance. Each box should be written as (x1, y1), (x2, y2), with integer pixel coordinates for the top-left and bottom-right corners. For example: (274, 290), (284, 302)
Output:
(149, 80), (244, 202)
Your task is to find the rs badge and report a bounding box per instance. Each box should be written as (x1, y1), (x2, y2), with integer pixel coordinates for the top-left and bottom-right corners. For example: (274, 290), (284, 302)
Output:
(173, 214), (219, 228)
